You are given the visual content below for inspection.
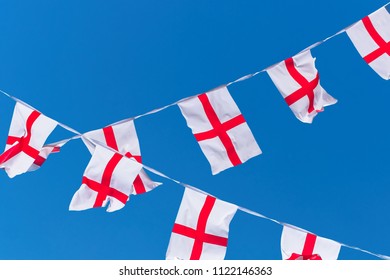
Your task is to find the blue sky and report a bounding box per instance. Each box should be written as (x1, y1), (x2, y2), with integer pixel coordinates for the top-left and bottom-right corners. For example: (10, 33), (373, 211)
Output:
(0, 0), (389, 260)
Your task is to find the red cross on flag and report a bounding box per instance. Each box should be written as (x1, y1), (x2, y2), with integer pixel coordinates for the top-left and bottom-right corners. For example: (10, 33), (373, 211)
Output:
(166, 188), (237, 260)
(82, 120), (161, 195)
(69, 145), (143, 212)
(281, 225), (341, 260)
(267, 50), (337, 123)
(0, 102), (58, 178)
(178, 86), (261, 175)
(346, 6), (390, 80)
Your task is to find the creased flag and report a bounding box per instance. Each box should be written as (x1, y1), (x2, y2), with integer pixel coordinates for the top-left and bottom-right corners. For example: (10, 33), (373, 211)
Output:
(166, 188), (238, 260)
(178, 86), (261, 175)
(69, 145), (143, 212)
(281, 225), (341, 260)
(267, 50), (337, 123)
(82, 120), (161, 195)
(0, 102), (58, 178)
(346, 6), (390, 80)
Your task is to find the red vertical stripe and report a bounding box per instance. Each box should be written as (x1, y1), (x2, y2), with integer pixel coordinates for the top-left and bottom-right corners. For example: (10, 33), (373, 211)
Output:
(287, 232), (322, 260)
(285, 57), (309, 86)
(196, 94), (242, 166)
(103, 126), (119, 151)
(102, 126), (145, 193)
(301, 233), (317, 257)
(284, 57), (319, 113)
(132, 174), (146, 194)
(24, 111), (41, 143)
(190, 196), (216, 260)
(93, 153), (123, 207)
(172, 194), (228, 260)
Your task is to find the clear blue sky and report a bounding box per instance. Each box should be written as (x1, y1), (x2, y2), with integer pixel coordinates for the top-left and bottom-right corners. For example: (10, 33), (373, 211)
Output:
(0, 0), (388, 260)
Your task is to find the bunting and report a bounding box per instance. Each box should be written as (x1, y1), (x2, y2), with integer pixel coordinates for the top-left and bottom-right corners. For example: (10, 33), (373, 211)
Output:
(0, 3), (388, 260)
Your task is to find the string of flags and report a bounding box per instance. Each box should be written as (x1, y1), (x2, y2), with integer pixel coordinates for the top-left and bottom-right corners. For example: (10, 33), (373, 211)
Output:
(0, 3), (389, 260)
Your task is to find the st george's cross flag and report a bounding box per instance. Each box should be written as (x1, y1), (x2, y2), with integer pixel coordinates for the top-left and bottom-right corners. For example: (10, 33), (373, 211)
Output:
(178, 86), (261, 175)
(267, 50), (337, 123)
(281, 225), (341, 260)
(0, 102), (58, 178)
(82, 120), (161, 195)
(166, 188), (238, 260)
(346, 6), (390, 80)
(69, 145), (143, 212)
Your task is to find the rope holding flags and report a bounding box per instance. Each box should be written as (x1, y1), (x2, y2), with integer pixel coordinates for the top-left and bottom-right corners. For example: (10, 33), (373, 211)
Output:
(0, 3), (389, 260)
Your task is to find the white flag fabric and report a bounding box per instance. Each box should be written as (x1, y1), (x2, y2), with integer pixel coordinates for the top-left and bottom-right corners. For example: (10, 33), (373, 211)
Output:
(82, 120), (161, 195)
(28, 142), (64, 172)
(69, 145), (143, 212)
(0, 102), (57, 178)
(166, 188), (238, 260)
(281, 225), (341, 260)
(178, 86), (261, 175)
(346, 6), (390, 80)
(267, 50), (337, 123)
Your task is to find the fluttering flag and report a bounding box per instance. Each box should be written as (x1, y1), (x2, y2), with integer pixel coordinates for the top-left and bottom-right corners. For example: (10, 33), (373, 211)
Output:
(166, 188), (238, 260)
(267, 50), (337, 123)
(346, 6), (390, 80)
(69, 145), (143, 212)
(0, 102), (58, 178)
(178, 86), (261, 175)
(82, 120), (161, 195)
(281, 225), (341, 260)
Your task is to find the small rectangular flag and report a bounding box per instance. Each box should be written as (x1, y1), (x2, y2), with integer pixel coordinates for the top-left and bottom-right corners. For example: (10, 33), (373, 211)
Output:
(267, 50), (337, 123)
(82, 120), (161, 195)
(0, 102), (57, 178)
(178, 86), (261, 175)
(166, 188), (238, 260)
(281, 225), (341, 260)
(69, 145), (143, 212)
(346, 6), (390, 80)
